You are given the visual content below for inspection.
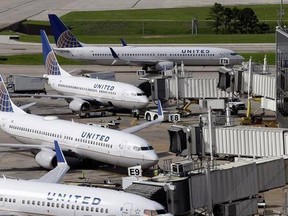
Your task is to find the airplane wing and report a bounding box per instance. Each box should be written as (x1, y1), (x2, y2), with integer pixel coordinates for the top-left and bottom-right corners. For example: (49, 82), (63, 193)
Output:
(0, 210), (23, 216)
(18, 102), (37, 111)
(0, 141), (69, 183)
(121, 99), (164, 134)
(36, 141), (70, 184)
(10, 93), (101, 105)
(0, 143), (70, 151)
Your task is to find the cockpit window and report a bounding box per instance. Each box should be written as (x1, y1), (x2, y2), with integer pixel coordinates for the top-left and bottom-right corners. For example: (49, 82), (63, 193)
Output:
(230, 52), (238, 56)
(137, 93), (146, 96)
(157, 209), (168, 214)
(141, 146), (154, 151)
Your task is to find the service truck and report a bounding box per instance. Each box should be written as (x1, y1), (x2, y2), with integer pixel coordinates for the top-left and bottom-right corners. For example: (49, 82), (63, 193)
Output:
(6, 75), (46, 94)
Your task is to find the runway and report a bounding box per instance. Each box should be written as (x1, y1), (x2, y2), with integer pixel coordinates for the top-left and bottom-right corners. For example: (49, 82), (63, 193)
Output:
(0, 0), (281, 28)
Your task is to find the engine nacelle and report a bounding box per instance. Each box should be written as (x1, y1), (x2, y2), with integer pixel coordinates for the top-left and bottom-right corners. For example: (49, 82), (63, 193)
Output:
(155, 61), (174, 71)
(35, 148), (56, 169)
(69, 99), (91, 112)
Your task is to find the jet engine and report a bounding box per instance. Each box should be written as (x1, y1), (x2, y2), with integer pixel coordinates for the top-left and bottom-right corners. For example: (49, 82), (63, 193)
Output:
(35, 148), (56, 169)
(155, 61), (174, 71)
(69, 98), (91, 112)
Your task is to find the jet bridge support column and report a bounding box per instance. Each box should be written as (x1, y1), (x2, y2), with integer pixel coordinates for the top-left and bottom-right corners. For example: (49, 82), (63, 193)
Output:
(174, 63), (179, 108)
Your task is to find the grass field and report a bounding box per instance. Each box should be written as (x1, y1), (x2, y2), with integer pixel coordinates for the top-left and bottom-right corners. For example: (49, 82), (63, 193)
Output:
(19, 4), (286, 44)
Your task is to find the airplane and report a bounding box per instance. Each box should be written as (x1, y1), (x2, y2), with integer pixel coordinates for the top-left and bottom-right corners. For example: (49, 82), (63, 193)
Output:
(48, 14), (244, 72)
(40, 29), (149, 117)
(0, 73), (163, 169)
(0, 140), (172, 216)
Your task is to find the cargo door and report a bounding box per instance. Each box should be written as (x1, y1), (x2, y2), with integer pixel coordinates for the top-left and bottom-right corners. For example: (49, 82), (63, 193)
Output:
(76, 49), (84, 60)
(122, 203), (133, 216)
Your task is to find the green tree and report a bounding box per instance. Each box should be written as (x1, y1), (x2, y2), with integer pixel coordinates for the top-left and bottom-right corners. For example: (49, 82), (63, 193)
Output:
(230, 7), (241, 33)
(257, 22), (271, 33)
(208, 3), (225, 34)
(237, 7), (259, 33)
(222, 7), (233, 33)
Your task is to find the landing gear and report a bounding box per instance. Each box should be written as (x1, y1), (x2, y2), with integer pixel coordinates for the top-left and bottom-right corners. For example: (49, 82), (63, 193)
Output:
(132, 109), (140, 120)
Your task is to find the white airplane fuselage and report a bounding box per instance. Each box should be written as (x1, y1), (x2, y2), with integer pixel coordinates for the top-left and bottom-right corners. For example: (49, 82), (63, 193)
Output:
(0, 178), (170, 216)
(54, 46), (244, 66)
(45, 75), (149, 110)
(0, 112), (158, 169)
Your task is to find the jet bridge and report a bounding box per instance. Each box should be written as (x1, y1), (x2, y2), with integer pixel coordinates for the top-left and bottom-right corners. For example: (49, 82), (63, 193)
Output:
(149, 65), (275, 108)
(123, 157), (286, 216)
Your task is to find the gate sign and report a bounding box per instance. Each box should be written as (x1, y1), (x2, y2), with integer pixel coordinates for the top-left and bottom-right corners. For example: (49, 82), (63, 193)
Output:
(168, 114), (180, 122)
(128, 165), (142, 177)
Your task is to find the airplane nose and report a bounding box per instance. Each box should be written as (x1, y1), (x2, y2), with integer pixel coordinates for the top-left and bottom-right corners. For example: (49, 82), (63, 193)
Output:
(138, 97), (149, 108)
(143, 151), (159, 168)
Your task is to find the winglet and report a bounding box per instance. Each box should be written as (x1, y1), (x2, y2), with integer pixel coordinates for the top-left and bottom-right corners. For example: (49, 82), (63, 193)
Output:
(120, 38), (128, 46)
(37, 140), (69, 183)
(54, 140), (66, 164)
(157, 99), (164, 121)
(109, 47), (119, 59)
(109, 47), (119, 65)
(48, 14), (83, 48)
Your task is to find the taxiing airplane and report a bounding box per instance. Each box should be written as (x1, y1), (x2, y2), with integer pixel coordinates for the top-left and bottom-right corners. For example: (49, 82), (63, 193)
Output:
(0, 140), (171, 216)
(0, 74), (163, 169)
(40, 29), (149, 116)
(49, 14), (244, 71)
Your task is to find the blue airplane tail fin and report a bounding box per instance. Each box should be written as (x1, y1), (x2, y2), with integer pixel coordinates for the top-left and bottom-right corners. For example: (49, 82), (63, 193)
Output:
(48, 14), (83, 48)
(41, 30), (62, 76)
(0, 75), (25, 113)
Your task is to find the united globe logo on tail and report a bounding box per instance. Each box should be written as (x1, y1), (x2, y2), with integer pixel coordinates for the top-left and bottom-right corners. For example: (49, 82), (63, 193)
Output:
(57, 30), (82, 48)
(0, 77), (13, 112)
(45, 51), (61, 76)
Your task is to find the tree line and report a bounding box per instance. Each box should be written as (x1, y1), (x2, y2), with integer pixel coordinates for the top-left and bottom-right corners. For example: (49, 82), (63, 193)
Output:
(208, 3), (270, 34)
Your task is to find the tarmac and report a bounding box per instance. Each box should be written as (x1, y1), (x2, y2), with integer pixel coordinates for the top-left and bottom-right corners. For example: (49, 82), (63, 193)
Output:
(0, 65), (283, 215)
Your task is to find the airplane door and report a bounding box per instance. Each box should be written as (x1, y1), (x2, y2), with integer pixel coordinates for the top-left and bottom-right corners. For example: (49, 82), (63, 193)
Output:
(122, 203), (133, 216)
(0, 117), (5, 128)
(121, 89), (127, 100)
(0, 195), (4, 207)
(119, 141), (126, 157)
